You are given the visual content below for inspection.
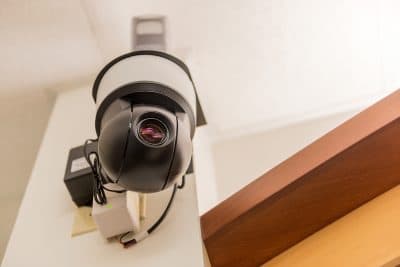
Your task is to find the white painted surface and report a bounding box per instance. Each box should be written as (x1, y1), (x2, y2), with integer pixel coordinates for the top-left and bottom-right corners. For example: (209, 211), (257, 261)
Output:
(2, 1), (400, 134)
(0, 0), (103, 93)
(379, 0), (400, 92)
(192, 126), (218, 214)
(1, 88), (205, 267)
(0, 90), (54, 261)
(81, 0), (400, 134)
(213, 110), (360, 201)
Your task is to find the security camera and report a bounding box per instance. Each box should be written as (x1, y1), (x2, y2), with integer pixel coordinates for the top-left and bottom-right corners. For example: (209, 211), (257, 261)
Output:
(62, 15), (209, 245)
(91, 50), (205, 193)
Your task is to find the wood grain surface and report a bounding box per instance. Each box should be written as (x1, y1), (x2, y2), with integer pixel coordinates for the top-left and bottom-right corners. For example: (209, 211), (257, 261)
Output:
(201, 89), (400, 267)
(262, 186), (400, 267)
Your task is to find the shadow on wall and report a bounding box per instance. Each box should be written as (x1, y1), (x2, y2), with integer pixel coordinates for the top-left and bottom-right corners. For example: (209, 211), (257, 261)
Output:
(0, 89), (55, 262)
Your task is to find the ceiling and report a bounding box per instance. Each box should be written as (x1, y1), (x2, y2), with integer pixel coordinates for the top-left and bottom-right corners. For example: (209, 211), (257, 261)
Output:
(1, 0), (400, 136)
(0, 1), (103, 93)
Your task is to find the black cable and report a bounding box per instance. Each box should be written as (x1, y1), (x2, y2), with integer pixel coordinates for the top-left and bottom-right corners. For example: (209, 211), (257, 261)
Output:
(120, 184), (178, 248)
(177, 175), (186, 189)
(85, 135), (184, 244)
(148, 184), (177, 234)
(84, 139), (106, 205)
(83, 139), (125, 205)
(91, 152), (107, 205)
(83, 139), (97, 173)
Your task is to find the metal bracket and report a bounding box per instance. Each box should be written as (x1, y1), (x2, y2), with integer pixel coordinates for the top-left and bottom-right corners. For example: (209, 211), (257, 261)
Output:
(132, 16), (166, 51)
(131, 15), (207, 126)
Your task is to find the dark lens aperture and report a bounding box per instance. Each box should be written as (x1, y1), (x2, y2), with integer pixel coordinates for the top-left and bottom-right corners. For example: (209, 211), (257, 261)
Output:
(138, 119), (167, 145)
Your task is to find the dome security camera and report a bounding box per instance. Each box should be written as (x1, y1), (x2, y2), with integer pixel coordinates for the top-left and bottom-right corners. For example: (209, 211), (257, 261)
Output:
(91, 50), (205, 193)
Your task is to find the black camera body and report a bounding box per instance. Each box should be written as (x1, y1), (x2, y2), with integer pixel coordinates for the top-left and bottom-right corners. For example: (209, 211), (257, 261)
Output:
(92, 50), (205, 193)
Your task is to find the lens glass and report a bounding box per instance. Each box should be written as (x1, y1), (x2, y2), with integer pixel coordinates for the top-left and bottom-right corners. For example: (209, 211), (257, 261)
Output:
(138, 119), (168, 145)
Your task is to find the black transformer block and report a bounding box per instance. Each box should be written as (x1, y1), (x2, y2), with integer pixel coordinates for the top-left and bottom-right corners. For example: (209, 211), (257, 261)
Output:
(64, 142), (97, 207)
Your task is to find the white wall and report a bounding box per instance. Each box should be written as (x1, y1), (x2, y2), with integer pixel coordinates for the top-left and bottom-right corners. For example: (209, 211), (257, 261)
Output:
(212, 110), (360, 201)
(67, 0), (400, 135)
(193, 126), (218, 214)
(0, 90), (54, 261)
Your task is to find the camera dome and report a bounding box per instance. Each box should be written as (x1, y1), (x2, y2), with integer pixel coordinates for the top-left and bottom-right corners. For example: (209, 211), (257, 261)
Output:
(91, 50), (201, 192)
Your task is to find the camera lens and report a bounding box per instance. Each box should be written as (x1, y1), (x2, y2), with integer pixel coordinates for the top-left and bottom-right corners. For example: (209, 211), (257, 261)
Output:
(138, 118), (168, 146)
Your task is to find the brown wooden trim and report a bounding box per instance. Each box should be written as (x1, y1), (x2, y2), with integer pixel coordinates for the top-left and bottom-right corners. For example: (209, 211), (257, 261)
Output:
(201, 90), (400, 267)
(262, 186), (400, 267)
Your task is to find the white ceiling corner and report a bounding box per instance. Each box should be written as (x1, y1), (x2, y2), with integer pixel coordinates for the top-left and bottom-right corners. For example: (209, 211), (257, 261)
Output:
(0, 0), (103, 93)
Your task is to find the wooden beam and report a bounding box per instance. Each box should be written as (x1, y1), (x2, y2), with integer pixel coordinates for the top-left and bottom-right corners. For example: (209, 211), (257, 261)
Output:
(262, 186), (400, 267)
(201, 90), (400, 267)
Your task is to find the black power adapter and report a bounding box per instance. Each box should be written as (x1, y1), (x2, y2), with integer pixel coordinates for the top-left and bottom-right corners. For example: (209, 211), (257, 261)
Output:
(64, 142), (97, 206)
